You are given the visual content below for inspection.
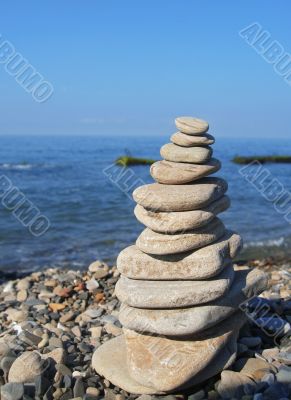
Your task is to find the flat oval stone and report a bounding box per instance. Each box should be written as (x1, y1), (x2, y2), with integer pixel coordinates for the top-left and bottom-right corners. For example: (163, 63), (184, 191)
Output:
(115, 264), (234, 309)
(160, 143), (212, 164)
(133, 177), (228, 212)
(134, 195), (230, 233)
(119, 268), (268, 336)
(175, 116), (209, 135)
(150, 158), (220, 184)
(171, 132), (215, 146)
(117, 230), (242, 280)
(136, 217), (225, 255)
(92, 312), (244, 394)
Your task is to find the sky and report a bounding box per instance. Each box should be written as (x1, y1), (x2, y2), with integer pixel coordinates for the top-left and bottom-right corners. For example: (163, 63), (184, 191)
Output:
(0, 1), (291, 137)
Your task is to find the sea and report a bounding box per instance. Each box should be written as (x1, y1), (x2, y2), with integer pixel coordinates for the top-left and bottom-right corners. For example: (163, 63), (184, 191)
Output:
(0, 135), (290, 277)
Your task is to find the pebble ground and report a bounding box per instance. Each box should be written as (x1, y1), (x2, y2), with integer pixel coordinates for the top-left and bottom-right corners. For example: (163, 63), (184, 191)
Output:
(0, 258), (290, 400)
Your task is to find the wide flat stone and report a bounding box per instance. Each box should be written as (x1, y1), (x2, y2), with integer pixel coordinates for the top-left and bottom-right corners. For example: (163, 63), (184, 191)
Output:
(160, 143), (212, 164)
(115, 264), (234, 309)
(136, 217), (225, 255)
(119, 268), (268, 336)
(133, 177), (227, 212)
(93, 312), (244, 394)
(175, 116), (209, 135)
(117, 230), (242, 280)
(134, 195), (230, 233)
(124, 311), (245, 392)
(171, 132), (215, 146)
(150, 158), (220, 184)
(92, 335), (162, 395)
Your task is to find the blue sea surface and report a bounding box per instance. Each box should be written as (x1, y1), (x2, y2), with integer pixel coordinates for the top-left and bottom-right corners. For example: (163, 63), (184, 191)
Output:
(0, 135), (290, 275)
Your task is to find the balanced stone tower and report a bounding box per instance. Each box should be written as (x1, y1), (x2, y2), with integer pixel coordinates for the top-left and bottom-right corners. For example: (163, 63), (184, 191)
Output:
(93, 117), (267, 394)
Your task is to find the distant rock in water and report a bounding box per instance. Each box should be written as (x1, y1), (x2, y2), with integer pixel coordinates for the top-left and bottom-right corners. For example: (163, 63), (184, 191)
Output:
(115, 156), (156, 167)
(233, 155), (291, 164)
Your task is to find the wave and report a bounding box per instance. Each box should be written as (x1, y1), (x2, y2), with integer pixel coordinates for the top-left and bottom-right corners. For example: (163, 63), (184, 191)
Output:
(244, 237), (286, 248)
(0, 163), (55, 171)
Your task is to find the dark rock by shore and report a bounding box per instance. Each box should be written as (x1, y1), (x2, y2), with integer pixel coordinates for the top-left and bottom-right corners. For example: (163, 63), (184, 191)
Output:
(0, 259), (290, 400)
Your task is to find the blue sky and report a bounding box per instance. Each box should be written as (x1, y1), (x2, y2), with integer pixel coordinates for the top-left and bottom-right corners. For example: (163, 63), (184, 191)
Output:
(0, 0), (291, 137)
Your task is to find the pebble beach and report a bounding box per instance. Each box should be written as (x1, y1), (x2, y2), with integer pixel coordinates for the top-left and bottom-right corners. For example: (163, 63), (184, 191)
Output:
(0, 258), (290, 400)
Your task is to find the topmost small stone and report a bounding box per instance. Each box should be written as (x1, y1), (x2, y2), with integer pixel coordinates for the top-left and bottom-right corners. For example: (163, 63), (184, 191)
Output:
(175, 116), (209, 135)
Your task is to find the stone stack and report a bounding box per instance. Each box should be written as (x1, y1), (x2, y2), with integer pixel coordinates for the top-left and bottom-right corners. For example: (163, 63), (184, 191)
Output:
(92, 117), (267, 394)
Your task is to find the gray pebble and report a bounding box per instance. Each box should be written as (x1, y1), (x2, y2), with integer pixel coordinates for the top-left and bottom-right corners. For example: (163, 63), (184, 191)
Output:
(188, 389), (205, 400)
(0, 382), (24, 400)
(276, 365), (291, 384)
(73, 377), (85, 397)
(56, 363), (72, 376)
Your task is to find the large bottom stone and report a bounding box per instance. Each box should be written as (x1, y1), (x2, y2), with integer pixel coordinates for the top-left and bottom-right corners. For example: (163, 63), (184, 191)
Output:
(124, 311), (245, 391)
(119, 267), (267, 335)
(117, 231), (242, 280)
(115, 264), (234, 308)
(92, 312), (245, 393)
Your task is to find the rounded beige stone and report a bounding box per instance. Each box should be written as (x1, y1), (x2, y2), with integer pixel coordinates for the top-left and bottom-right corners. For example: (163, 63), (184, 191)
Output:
(8, 351), (45, 383)
(171, 132), (215, 146)
(160, 143), (212, 164)
(124, 311), (245, 392)
(119, 268), (268, 336)
(115, 264), (234, 309)
(150, 158), (220, 184)
(133, 177), (228, 212)
(134, 195), (229, 233)
(136, 217), (225, 255)
(175, 116), (209, 135)
(117, 230), (242, 280)
(92, 326), (238, 394)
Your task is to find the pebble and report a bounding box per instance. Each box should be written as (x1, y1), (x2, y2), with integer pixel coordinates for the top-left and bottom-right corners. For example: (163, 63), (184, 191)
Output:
(8, 351), (44, 383)
(17, 289), (27, 302)
(188, 389), (205, 400)
(1, 382), (24, 400)
(86, 279), (99, 292)
(150, 159), (220, 184)
(56, 363), (72, 376)
(71, 326), (82, 337)
(104, 323), (122, 336)
(89, 327), (102, 338)
(175, 116), (209, 135)
(73, 377), (85, 397)
(136, 217), (225, 255)
(275, 351), (291, 365)
(171, 132), (215, 146)
(133, 177), (228, 212)
(88, 261), (109, 278)
(276, 365), (291, 383)
(60, 311), (75, 323)
(86, 387), (100, 396)
(216, 370), (256, 399)
(160, 143), (212, 164)
(116, 265), (234, 308)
